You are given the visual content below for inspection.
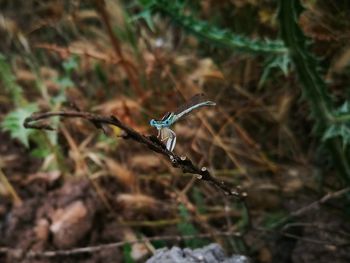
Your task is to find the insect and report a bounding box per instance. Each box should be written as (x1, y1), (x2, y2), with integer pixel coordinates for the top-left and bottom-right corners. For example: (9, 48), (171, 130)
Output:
(150, 93), (216, 151)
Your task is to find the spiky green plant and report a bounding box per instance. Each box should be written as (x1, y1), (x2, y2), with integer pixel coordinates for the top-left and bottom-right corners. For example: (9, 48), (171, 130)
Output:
(136, 0), (287, 54)
(0, 54), (70, 174)
(278, 0), (350, 184)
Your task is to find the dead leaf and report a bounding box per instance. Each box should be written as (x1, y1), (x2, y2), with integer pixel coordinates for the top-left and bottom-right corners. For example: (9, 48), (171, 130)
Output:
(94, 96), (140, 114)
(259, 247), (272, 263)
(187, 58), (224, 87)
(283, 178), (303, 193)
(129, 154), (163, 173)
(34, 218), (50, 242)
(117, 193), (158, 212)
(75, 10), (99, 22)
(175, 124), (207, 140)
(0, 182), (8, 197)
(123, 229), (152, 261)
(15, 69), (36, 83)
(231, 0), (258, 8)
(105, 158), (137, 190)
(331, 46), (350, 73)
(248, 182), (281, 210)
(50, 200), (92, 248)
(24, 171), (61, 185)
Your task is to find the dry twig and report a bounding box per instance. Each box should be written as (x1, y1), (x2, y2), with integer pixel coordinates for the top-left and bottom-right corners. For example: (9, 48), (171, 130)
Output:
(23, 110), (247, 200)
(289, 187), (350, 218)
(0, 231), (241, 259)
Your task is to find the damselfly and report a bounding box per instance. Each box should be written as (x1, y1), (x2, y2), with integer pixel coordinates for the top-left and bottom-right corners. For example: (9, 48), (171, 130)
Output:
(150, 93), (216, 151)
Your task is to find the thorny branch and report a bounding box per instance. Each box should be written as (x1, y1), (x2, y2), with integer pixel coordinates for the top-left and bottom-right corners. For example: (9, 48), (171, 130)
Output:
(23, 110), (247, 201)
(21, 110), (250, 258)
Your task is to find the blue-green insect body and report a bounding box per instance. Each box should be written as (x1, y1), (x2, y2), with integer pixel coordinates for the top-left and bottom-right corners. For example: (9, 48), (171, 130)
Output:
(149, 112), (176, 130)
(150, 94), (216, 151)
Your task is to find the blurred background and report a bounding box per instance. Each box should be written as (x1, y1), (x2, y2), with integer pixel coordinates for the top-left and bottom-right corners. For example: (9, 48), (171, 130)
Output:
(1, 0), (350, 262)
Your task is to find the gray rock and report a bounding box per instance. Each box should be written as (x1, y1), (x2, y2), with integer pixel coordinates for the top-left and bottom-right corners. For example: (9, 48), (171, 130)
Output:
(146, 243), (250, 263)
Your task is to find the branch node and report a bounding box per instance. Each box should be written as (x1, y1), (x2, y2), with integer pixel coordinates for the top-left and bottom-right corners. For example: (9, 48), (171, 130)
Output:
(22, 110), (246, 203)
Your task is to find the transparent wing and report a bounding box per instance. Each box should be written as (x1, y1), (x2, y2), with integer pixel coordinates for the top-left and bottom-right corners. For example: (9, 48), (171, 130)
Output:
(173, 93), (216, 123)
(160, 128), (177, 151)
(165, 129), (176, 151)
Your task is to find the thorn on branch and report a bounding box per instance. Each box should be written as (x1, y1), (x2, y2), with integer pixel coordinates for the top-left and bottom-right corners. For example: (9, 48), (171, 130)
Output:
(23, 110), (247, 201)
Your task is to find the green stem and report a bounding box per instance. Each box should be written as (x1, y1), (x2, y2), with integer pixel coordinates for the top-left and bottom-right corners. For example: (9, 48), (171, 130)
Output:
(147, 0), (287, 54)
(278, 0), (350, 184)
(331, 114), (350, 123)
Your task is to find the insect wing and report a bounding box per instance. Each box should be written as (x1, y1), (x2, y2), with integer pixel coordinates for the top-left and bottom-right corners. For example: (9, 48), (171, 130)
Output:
(173, 93), (216, 122)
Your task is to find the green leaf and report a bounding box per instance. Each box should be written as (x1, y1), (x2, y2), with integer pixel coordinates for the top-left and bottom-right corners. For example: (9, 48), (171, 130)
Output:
(122, 243), (135, 263)
(278, 0), (350, 183)
(335, 101), (350, 115)
(30, 147), (51, 158)
(322, 125), (341, 141)
(177, 204), (198, 237)
(323, 102), (350, 149)
(192, 187), (206, 214)
(94, 63), (108, 85)
(334, 124), (350, 149)
(176, 204), (208, 248)
(55, 76), (74, 89)
(262, 210), (288, 229)
(259, 54), (292, 88)
(137, 0), (156, 7)
(1, 104), (38, 147)
(0, 53), (25, 106)
(62, 55), (79, 74)
(131, 9), (155, 32)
